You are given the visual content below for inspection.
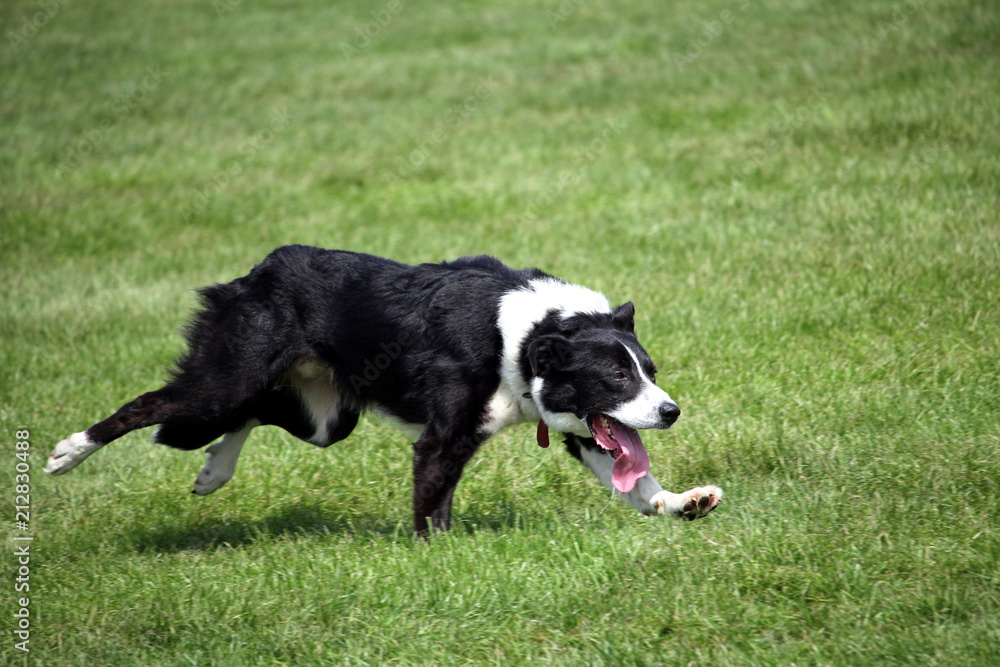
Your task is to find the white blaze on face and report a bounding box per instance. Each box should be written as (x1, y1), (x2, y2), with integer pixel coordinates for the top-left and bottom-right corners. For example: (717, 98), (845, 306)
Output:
(605, 344), (676, 430)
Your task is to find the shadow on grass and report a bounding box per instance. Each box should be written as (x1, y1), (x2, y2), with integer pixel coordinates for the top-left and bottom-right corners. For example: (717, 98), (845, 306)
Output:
(123, 497), (538, 553)
(124, 503), (401, 553)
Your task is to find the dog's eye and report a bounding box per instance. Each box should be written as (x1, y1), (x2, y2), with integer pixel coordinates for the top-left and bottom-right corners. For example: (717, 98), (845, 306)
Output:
(612, 370), (627, 381)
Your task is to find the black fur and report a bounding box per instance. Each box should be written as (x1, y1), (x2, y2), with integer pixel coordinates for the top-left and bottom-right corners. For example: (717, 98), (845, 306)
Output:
(77, 246), (674, 532)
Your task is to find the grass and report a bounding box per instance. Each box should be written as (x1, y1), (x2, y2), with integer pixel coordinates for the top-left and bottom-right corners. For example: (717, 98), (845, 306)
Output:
(2, 0), (998, 664)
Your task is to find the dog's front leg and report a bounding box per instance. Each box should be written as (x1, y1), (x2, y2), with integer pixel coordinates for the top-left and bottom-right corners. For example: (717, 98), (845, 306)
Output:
(412, 431), (481, 533)
(565, 434), (722, 520)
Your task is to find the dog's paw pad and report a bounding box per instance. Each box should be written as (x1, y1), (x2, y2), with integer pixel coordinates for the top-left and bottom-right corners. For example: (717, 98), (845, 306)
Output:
(677, 485), (722, 520)
(650, 486), (722, 521)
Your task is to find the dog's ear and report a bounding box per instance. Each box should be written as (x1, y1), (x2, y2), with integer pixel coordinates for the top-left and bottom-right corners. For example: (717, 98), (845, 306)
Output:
(611, 302), (635, 333)
(527, 334), (574, 377)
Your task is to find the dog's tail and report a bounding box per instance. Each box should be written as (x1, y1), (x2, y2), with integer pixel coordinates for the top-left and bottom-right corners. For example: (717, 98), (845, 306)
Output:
(47, 248), (318, 474)
(153, 271), (303, 449)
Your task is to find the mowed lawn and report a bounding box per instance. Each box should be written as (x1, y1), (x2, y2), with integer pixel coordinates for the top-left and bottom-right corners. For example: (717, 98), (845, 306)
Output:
(2, 0), (998, 664)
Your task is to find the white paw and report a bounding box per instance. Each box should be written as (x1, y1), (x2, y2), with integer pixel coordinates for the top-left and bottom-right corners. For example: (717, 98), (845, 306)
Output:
(192, 441), (236, 496)
(45, 432), (101, 476)
(652, 485), (723, 521)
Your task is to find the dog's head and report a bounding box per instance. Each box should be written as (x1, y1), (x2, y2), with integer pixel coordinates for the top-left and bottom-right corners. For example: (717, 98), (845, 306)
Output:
(526, 302), (680, 492)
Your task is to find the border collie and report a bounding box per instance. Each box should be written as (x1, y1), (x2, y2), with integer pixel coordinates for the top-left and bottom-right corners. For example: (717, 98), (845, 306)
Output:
(46, 246), (721, 532)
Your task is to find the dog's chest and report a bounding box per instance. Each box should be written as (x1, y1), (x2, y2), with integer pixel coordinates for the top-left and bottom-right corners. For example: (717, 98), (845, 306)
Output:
(480, 384), (539, 436)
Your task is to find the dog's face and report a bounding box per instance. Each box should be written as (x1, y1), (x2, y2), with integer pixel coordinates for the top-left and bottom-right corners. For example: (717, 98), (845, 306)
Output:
(525, 302), (680, 494)
(526, 302), (680, 438)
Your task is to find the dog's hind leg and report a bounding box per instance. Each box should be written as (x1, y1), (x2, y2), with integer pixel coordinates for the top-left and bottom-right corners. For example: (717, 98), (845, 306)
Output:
(45, 432), (105, 476)
(46, 384), (191, 476)
(192, 420), (257, 496)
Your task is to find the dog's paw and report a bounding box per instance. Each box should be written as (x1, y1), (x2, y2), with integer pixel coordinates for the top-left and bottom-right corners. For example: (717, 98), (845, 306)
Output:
(652, 485), (723, 521)
(45, 432), (101, 476)
(192, 441), (235, 496)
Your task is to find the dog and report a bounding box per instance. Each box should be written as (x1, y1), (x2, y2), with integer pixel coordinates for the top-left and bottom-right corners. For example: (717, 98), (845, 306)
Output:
(46, 246), (721, 532)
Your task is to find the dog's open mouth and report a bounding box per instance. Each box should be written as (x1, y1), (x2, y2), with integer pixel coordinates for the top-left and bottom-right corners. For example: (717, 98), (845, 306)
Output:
(535, 415), (650, 494)
(588, 414), (650, 494)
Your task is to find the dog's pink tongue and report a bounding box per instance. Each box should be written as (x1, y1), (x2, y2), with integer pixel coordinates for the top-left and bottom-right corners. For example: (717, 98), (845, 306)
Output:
(608, 419), (649, 494)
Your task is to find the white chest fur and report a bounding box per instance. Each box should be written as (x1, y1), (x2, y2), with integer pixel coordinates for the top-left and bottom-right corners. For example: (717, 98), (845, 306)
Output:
(479, 278), (611, 436)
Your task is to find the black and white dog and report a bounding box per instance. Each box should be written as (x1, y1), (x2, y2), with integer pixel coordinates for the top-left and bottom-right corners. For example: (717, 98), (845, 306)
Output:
(46, 246), (721, 532)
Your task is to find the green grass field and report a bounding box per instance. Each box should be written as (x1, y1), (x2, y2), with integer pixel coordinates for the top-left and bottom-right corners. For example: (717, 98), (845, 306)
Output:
(2, 0), (998, 664)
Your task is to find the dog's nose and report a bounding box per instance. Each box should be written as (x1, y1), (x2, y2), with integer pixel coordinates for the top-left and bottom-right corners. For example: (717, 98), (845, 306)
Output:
(659, 402), (681, 427)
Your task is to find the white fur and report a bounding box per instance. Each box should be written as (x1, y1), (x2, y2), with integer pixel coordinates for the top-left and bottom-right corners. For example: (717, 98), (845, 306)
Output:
(286, 359), (343, 446)
(578, 446), (722, 518)
(370, 404), (425, 440)
(579, 445), (663, 512)
(45, 432), (103, 475)
(193, 420), (257, 495)
(530, 377), (590, 437)
(285, 358), (429, 441)
(482, 278), (610, 435)
(649, 486), (724, 519)
(606, 345), (677, 429)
